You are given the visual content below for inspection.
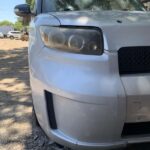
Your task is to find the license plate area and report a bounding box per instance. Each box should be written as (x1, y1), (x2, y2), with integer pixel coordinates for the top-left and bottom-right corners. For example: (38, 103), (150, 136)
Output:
(121, 76), (150, 123)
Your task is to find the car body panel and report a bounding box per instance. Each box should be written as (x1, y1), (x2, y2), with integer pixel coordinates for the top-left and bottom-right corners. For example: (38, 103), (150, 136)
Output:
(28, 3), (150, 149)
(51, 11), (150, 50)
(30, 49), (127, 149)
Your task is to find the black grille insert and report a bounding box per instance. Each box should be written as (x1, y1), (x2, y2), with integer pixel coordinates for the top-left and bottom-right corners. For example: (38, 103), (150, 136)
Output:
(122, 122), (150, 136)
(118, 47), (150, 75)
(45, 90), (57, 129)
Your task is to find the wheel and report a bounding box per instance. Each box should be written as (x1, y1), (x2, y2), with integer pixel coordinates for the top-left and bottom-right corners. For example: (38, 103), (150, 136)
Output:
(32, 106), (40, 127)
(10, 36), (14, 40)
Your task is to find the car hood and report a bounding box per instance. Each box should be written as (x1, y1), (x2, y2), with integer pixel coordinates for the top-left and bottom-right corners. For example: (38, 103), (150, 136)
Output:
(51, 11), (150, 51)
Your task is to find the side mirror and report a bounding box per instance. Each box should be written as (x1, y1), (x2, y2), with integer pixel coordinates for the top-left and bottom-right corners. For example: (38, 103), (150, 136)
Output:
(14, 4), (31, 17)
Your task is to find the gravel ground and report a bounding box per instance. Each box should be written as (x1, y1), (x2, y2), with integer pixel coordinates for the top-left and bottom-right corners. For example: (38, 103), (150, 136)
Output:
(0, 39), (150, 150)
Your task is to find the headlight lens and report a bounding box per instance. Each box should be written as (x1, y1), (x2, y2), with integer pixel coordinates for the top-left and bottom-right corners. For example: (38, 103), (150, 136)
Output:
(40, 26), (103, 55)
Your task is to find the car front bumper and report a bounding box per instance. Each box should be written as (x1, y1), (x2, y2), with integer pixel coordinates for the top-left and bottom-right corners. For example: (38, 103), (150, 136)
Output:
(29, 45), (129, 149)
(30, 77), (127, 150)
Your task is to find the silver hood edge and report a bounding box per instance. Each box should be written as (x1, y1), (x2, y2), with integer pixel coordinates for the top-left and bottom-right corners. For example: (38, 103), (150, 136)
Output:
(51, 11), (150, 51)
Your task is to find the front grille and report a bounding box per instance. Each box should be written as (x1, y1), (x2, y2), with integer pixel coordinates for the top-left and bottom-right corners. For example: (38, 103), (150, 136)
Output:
(118, 47), (150, 75)
(122, 122), (150, 136)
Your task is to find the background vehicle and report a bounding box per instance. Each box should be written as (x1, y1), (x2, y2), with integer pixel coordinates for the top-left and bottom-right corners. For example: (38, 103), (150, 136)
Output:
(0, 26), (14, 38)
(0, 32), (4, 38)
(7, 31), (21, 39)
(15, 0), (150, 150)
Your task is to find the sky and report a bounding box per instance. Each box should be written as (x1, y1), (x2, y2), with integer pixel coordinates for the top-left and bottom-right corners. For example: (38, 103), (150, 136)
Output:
(0, 0), (25, 23)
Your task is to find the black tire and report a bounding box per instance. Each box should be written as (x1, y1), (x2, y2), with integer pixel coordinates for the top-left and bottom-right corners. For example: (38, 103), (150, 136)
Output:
(10, 36), (14, 40)
(32, 106), (40, 127)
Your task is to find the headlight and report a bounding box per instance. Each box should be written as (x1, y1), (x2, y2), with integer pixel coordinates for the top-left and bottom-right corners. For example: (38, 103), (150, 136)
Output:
(40, 26), (103, 55)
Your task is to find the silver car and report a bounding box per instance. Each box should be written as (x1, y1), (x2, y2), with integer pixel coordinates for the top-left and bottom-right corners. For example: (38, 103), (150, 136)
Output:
(15, 0), (150, 149)
(0, 32), (4, 38)
(7, 31), (21, 39)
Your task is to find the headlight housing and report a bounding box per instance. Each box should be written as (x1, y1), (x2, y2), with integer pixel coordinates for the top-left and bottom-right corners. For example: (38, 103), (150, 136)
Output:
(40, 26), (103, 55)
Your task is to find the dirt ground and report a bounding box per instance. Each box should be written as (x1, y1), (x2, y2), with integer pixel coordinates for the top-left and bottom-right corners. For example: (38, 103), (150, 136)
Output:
(0, 39), (61, 150)
(0, 39), (150, 150)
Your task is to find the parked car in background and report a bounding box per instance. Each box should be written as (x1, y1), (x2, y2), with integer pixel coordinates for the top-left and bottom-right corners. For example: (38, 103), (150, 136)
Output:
(0, 26), (14, 38)
(0, 32), (4, 38)
(7, 31), (21, 40)
(20, 32), (29, 41)
(15, 0), (150, 150)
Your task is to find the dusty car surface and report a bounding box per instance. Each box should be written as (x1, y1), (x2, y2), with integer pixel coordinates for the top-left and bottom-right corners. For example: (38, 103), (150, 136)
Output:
(15, 0), (150, 149)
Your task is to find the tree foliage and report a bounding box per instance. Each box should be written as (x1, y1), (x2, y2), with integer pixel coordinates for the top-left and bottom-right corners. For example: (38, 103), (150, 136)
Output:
(26, 0), (35, 10)
(26, 0), (32, 5)
(14, 21), (23, 31)
(0, 20), (14, 27)
(0, 18), (23, 31)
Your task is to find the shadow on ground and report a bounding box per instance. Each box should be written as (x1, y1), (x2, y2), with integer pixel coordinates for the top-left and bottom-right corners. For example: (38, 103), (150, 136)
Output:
(0, 48), (32, 150)
(1, 47), (150, 150)
(0, 48), (53, 150)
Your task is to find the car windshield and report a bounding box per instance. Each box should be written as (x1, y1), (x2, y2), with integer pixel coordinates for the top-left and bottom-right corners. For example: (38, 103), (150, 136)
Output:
(55, 0), (145, 11)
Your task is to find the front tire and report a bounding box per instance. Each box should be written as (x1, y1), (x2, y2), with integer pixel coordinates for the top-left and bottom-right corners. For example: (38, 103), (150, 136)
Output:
(10, 36), (14, 40)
